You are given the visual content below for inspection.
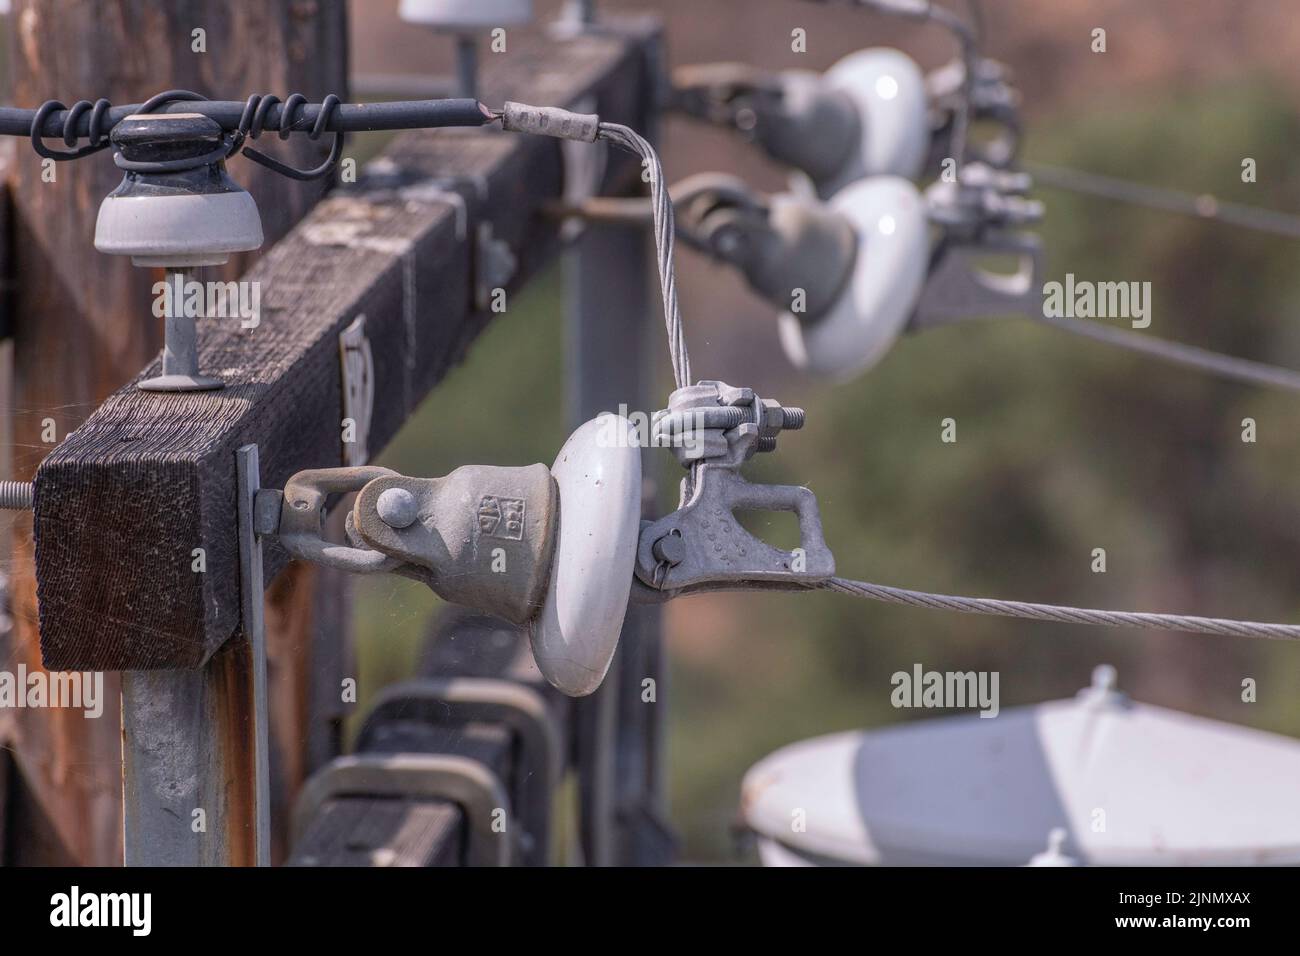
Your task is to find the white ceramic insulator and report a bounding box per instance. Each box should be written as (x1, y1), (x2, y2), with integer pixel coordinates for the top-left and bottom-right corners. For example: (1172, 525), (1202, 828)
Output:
(530, 414), (641, 697)
(777, 176), (929, 380)
(399, 0), (533, 29)
(794, 48), (930, 199)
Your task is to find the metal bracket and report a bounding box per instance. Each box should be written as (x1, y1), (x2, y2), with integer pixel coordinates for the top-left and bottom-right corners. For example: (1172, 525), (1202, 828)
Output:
(635, 381), (835, 595)
(635, 467), (835, 595)
(910, 230), (1044, 331)
(292, 753), (513, 867)
(235, 444), (272, 867)
(339, 314), (375, 466)
(357, 677), (562, 866)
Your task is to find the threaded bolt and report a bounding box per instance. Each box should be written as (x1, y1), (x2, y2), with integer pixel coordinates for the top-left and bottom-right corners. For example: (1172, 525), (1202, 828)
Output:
(0, 481), (34, 510)
(782, 407), (806, 430)
(755, 437), (779, 453)
(713, 407), (746, 429)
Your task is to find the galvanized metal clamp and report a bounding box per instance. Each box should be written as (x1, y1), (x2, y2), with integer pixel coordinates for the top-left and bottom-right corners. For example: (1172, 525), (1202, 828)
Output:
(634, 380), (836, 600)
(910, 162), (1045, 332)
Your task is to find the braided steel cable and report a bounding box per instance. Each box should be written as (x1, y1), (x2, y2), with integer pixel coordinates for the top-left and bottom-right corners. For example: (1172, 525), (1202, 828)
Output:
(823, 577), (1300, 641)
(1027, 161), (1300, 240)
(1039, 314), (1300, 393)
(598, 121), (692, 389)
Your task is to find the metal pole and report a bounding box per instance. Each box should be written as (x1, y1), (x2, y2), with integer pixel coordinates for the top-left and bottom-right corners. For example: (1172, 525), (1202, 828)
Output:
(565, 209), (670, 866)
(454, 34), (479, 101)
(122, 656), (262, 865)
(562, 0), (598, 26)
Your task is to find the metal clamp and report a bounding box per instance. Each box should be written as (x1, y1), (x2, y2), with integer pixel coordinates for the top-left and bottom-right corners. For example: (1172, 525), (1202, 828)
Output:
(357, 677), (562, 866)
(273, 466), (405, 574)
(927, 56), (1023, 169)
(635, 381), (835, 596)
(910, 229), (1043, 331)
(911, 162), (1044, 331)
(292, 753), (512, 867)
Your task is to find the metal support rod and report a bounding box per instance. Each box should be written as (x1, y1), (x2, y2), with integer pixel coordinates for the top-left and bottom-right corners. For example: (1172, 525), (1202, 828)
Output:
(161, 270), (200, 378)
(236, 444), (273, 867)
(161, 307), (200, 378)
(139, 269), (223, 392)
(454, 34), (479, 101)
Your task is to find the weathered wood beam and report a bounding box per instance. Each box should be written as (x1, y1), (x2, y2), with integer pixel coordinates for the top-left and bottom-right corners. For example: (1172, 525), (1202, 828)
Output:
(34, 23), (658, 672)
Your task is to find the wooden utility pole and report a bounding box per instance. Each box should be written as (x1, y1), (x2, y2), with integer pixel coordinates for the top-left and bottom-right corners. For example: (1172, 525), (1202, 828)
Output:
(1, 0), (347, 865)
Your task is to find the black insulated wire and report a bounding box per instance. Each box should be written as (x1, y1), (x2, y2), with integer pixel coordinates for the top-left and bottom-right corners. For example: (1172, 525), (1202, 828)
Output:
(20, 92), (491, 179)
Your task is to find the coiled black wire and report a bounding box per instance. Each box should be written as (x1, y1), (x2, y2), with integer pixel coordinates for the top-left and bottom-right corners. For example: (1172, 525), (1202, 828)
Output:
(30, 97), (114, 160)
(233, 92), (344, 181)
(29, 89), (345, 181)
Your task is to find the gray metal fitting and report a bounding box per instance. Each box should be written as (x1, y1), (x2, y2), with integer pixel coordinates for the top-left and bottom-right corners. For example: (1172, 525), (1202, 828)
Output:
(655, 380), (806, 468)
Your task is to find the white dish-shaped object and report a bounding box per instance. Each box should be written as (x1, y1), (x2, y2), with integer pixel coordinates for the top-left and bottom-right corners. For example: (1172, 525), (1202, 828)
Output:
(777, 176), (929, 380)
(804, 48), (929, 198)
(742, 667), (1300, 866)
(529, 414), (641, 696)
(94, 190), (264, 267)
(399, 0), (533, 28)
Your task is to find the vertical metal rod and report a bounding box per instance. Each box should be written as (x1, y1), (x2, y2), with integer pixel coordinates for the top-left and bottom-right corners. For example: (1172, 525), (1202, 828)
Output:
(162, 268), (200, 378)
(236, 443), (272, 867)
(454, 33), (478, 101)
(141, 267), (222, 391)
(562, 0), (598, 26)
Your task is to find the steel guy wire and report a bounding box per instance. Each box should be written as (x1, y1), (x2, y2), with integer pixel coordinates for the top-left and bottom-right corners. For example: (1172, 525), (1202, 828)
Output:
(595, 121), (702, 500)
(597, 121), (692, 390)
(1027, 161), (1300, 240)
(1038, 314), (1300, 393)
(822, 577), (1300, 641)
